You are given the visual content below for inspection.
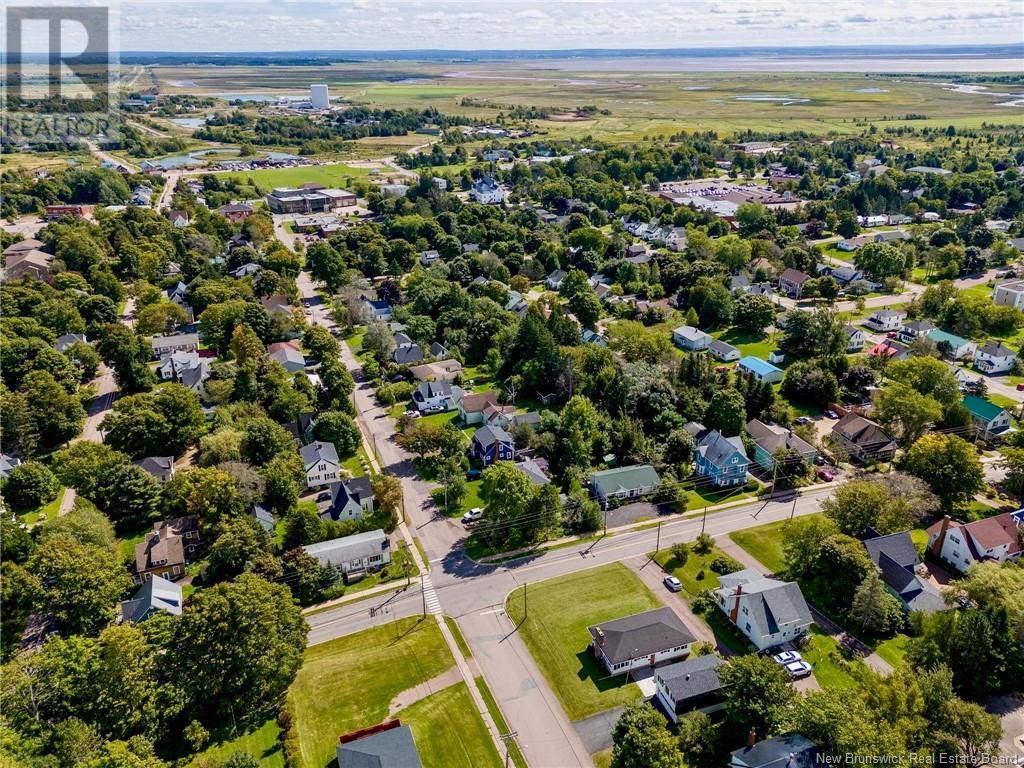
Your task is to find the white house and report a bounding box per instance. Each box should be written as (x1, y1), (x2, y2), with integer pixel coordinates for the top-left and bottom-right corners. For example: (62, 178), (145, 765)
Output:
(150, 333), (200, 359)
(974, 342), (1017, 374)
(587, 607), (696, 676)
(863, 310), (906, 332)
(545, 269), (567, 290)
(363, 300), (392, 322)
(927, 329), (977, 361)
(714, 569), (813, 651)
(672, 325), (712, 351)
(709, 339), (740, 362)
(927, 513), (1021, 572)
(412, 380), (459, 412)
(843, 324), (865, 352)
(303, 529), (391, 575)
(321, 476), (375, 522)
(470, 175), (505, 204)
(419, 249), (441, 266)
(737, 356), (783, 384)
(993, 280), (1024, 310)
(300, 441), (340, 489)
(588, 464), (661, 509)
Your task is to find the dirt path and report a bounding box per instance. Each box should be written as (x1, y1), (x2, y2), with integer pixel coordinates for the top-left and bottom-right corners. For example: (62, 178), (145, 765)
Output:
(387, 666), (462, 716)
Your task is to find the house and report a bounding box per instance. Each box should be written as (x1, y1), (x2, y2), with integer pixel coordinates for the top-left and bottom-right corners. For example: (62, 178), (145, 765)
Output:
(515, 458), (551, 486)
(831, 414), (896, 463)
(134, 516), (201, 583)
(300, 441), (341, 489)
(281, 412), (317, 445)
(412, 380), (457, 412)
(303, 529), (390, 575)
(3, 248), (54, 282)
(0, 454), (23, 479)
(461, 243), (479, 254)
(928, 513), (1022, 571)
(470, 175), (505, 204)
(907, 165), (952, 177)
(252, 504), (275, 533)
(654, 655), (728, 724)
(505, 291), (529, 316)
(768, 350), (786, 365)
(861, 530), (946, 613)
(119, 575), (183, 624)
(714, 569), (813, 650)
(267, 341), (306, 372)
(745, 419), (817, 472)
(672, 325), (712, 351)
(151, 333), (199, 359)
(217, 202), (254, 222)
(266, 186), (355, 214)
(260, 294), (294, 316)
(159, 350), (202, 380)
(419, 249), (440, 266)
(843, 324), (865, 351)
(133, 456), (175, 484)
(410, 359), (463, 383)
(321, 476), (375, 522)
(229, 262), (262, 278)
(545, 269), (567, 290)
(973, 342), (1017, 374)
(53, 333), (87, 353)
(428, 341), (448, 358)
(896, 320), (934, 343)
(167, 209), (190, 228)
(589, 464), (661, 508)
(3, 238), (44, 258)
(729, 733), (819, 768)
(778, 268), (810, 298)
(587, 607), (696, 675)
(581, 329), (608, 347)
(364, 299), (393, 322)
(867, 339), (911, 361)
(337, 721), (422, 768)
(962, 395), (1012, 440)
(392, 342), (423, 365)
(993, 280), (1024, 310)
(695, 430), (749, 488)
(863, 309), (906, 332)
(875, 229), (911, 243)
(831, 265), (863, 285)
(456, 391), (502, 425)
(709, 339), (740, 362)
(43, 204), (85, 220)
(471, 425), (515, 466)
(737, 356), (783, 384)
(927, 329), (976, 360)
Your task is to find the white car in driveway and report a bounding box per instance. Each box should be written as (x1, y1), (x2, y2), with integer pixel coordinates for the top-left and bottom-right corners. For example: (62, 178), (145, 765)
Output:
(663, 576), (682, 592)
(772, 651), (802, 665)
(462, 507), (483, 524)
(783, 660), (813, 679)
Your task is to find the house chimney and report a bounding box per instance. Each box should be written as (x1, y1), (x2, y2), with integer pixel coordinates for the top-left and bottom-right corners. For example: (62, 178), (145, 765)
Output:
(595, 628), (605, 646)
(748, 729), (757, 749)
(931, 515), (952, 557)
(730, 584), (743, 623)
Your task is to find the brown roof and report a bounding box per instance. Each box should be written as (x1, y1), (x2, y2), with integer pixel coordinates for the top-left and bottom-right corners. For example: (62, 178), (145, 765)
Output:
(460, 392), (500, 414)
(267, 340), (300, 354)
(832, 414), (894, 448)
(410, 360), (463, 382)
(3, 238), (44, 256)
(962, 513), (1021, 555)
(134, 516), (199, 574)
(779, 268), (810, 285)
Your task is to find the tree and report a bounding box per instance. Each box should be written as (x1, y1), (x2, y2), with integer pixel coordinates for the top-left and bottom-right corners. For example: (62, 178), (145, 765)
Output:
(134, 302), (188, 336)
(670, 541), (690, 566)
(1, 461), (60, 510)
(931, 696), (1002, 764)
(610, 702), (681, 768)
(240, 417), (294, 466)
(172, 467), (245, 530)
(39, 500), (116, 549)
(21, 370), (87, 449)
(663, 427), (695, 468)
(688, 278), (733, 328)
(168, 574), (307, 725)
(781, 360), (839, 408)
(875, 383), (943, 446)
(568, 289), (602, 330)
(92, 462), (163, 531)
(704, 389), (746, 436)
(782, 515), (840, 580)
(262, 456), (300, 515)
(733, 293), (775, 334)
(855, 242), (907, 281)
(280, 548), (335, 606)
(480, 461), (542, 548)
(903, 433), (984, 511)
(719, 654), (794, 737)
(362, 321), (396, 362)
(29, 537), (132, 635)
(101, 384), (206, 458)
(207, 516), (275, 582)
(780, 308), (844, 361)
(676, 711), (721, 768)
(230, 324), (265, 365)
(65, 341), (102, 383)
(51, 441), (129, 499)
(886, 357), (961, 409)
(850, 571), (903, 635)
(372, 474), (403, 533)
(281, 504), (325, 550)
(95, 324), (154, 394)
(312, 411), (361, 456)
(821, 479), (913, 536)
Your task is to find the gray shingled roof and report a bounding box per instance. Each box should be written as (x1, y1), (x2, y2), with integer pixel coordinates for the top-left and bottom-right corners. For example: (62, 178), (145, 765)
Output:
(697, 430), (748, 469)
(300, 441), (339, 467)
(587, 607), (695, 666)
(337, 724), (422, 768)
(718, 570), (811, 636)
(656, 654), (726, 702)
(730, 733), (818, 768)
(863, 531), (919, 571)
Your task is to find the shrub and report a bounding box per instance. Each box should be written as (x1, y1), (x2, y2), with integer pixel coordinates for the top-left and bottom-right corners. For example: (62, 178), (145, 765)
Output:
(709, 555), (744, 575)
(693, 532), (715, 555)
(670, 541), (690, 566)
(691, 589), (718, 615)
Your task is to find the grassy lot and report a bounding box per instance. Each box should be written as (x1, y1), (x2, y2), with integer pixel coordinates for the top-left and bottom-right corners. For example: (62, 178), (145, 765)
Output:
(872, 634), (911, 669)
(188, 719), (284, 768)
(445, 616), (473, 661)
(712, 328), (777, 360)
(18, 488), (67, 526)
(475, 677), (527, 768)
(117, 522), (154, 563)
(909, 527), (930, 555)
(459, 480), (485, 516)
(800, 627), (864, 690)
(288, 617), (455, 768)
(728, 516), (803, 574)
(340, 447), (372, 476)
(683, 482), (759, 512)
(401, 682), (502, 768)
(697, 604), (755, 655)
(221, 162), (373, 192)
(652, 545), (737, 596)
(504, 562), (661, 720)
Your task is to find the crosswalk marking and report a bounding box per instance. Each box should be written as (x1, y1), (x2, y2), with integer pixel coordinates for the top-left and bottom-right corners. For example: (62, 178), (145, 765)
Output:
(422, 575), (443, 615)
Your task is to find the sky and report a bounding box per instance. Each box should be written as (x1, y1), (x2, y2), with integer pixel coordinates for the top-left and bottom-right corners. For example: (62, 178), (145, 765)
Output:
(9, 0), (1024, 53)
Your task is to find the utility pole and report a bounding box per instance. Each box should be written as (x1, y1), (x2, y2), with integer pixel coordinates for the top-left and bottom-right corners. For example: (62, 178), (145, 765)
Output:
(602, 506), (608, 537)
(701, 504), (708, 535)
(790, 490), (799, 521)
(655, 520), (662, 557)
(770, 459), (779, 496)
(500, 732), (519, 768)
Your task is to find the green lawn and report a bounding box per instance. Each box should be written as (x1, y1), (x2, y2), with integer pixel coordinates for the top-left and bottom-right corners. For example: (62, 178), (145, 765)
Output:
(459, 480), (484, 516)
(593, 748), (613, 768)
(800, 627), (864, 690)
(504, 563), (661, 720)
(872, 634), (910, 669)
(289, 617), (455, 768)
(445, 616), (473, 661)
(117, 523), (154, 563)
(683, 482), (758, 512)
(401, 682), (502, 768)
(652, 546), (735, 596)
(18, 488), (66, 525)
(713, 327), (777, 360)
(728, 516), (805, 574)
(222, 162), (372, 193)
(475, 677), (527, 768)
(340, 447), (371, 476)
(188, 718), (284, 768)
(696, 604), (756, 655)
(909, 528), (929, 556)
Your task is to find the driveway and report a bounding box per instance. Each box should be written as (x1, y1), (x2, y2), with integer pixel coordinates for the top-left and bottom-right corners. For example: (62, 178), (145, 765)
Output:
(984, 694), (1024, 760)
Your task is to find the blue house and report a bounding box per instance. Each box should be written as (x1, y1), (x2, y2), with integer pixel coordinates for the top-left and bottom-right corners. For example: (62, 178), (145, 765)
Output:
(737, 356), (784, 384)
(471, 425), (515, 466)
(695, 430), (749, 488)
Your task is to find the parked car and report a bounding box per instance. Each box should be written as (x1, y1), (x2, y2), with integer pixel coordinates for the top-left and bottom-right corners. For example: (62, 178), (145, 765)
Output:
(784, 660), (813, 679)
(817, 468), (836, 482)
(772, 651), (802, 665)
(316, 491), (331, 502)
(462, 507), (484, 524)
(404, 410), (421, 419)
(664, 576), (682, 592)
(814, 455), (826, 466)
(824, 410), (839, 419)
(886, 331), (898, 339)
(1017, 383), (1024, 392)
(794, 416), (812, 425)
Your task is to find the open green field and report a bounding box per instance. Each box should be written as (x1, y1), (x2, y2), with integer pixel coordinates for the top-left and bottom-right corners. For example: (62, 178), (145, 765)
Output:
(188, 718), (284, 768)
(653, 545), (738, 596)
(221, 163), (374, 192)
(728, 516), (807, 574)
(801, 627), (865, 690)
(288, 616), (455, 768)
(504, 562), (662, 720)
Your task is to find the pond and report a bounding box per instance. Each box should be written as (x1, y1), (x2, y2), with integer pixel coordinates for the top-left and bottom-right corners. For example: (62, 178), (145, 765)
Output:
(143, 148), (299, 169)
(167, 117), (206, 129)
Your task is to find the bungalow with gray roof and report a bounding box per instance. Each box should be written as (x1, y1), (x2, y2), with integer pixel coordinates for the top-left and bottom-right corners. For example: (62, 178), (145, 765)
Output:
(587, 607), (696, 675)
(304, 529), (390, 576)
(119, 575), (183, 624)
(589, 464), (661, 508)
(672, 325), (712, 351)
(861, 530), (946, 613)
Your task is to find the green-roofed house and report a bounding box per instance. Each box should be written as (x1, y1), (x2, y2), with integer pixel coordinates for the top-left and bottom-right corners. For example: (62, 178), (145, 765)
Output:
(589, 464), (661, 509)
(927, 329), (977, 361)
(963, 396), (1013, 441)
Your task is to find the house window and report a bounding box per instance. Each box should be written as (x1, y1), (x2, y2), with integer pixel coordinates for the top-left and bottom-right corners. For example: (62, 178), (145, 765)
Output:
(744, 622), (751, 632)
(742, 607), (748, 615)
